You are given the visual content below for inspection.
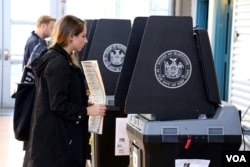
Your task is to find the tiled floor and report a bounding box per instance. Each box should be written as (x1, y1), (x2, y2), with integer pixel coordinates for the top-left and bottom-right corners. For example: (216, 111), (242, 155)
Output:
(0, 110), (25, 167)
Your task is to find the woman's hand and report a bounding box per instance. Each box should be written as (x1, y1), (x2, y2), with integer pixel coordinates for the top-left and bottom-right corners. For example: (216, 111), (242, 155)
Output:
(88, 100), (94, 106)
(87, 104), (106, 116)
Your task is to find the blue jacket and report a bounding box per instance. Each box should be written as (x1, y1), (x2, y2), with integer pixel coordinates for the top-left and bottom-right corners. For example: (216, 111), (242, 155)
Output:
(23, 31), (42, 67)
(26, 39), (48, 67)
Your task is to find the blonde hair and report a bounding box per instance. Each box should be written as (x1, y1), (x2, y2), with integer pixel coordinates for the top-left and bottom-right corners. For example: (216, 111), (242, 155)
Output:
(36, 15), (56, 28)
(50, 15), (86, 67)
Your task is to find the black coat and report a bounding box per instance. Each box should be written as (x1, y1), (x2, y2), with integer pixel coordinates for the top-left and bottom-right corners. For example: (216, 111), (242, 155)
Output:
(23, 44), (89, 167)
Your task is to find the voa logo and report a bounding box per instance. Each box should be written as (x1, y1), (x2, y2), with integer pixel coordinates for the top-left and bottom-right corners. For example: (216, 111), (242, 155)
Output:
(226, 154), (247, 163)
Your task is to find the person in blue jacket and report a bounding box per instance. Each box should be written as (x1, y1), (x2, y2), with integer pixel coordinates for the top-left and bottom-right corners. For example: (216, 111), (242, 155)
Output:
(23, 15), (107, 167)
(22, 15), (56, 68)
(21, 15), (56, 151)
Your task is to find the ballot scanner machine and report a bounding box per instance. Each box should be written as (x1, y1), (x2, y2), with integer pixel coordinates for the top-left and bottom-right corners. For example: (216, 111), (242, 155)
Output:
(115, 16), (242, 167)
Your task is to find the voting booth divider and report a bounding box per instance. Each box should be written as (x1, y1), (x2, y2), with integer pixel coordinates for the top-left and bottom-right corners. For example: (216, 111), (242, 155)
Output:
(85, 19), (131, 167)
(81, 16), (242, 167)
(115, 16), (242, 167)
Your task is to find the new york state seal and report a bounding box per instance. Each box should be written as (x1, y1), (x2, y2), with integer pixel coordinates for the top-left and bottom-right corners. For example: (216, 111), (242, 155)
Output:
(154, 50), (192, 89)
(103, 43), (127, 72)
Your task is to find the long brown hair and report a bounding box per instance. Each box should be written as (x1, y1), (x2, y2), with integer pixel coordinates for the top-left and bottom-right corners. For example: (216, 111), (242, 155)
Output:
(50, 15), (86, 66)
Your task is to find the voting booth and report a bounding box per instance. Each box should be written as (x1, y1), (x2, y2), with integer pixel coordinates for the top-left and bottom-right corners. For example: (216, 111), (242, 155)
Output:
(86, 19), (131, 167)
(115, 16), (242, 167)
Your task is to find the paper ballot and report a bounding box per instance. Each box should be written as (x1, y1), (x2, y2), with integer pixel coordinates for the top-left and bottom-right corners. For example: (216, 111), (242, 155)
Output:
(175, 159), (210, 167)
(115, 118), (129, 156)
(81, 60), (106, 134)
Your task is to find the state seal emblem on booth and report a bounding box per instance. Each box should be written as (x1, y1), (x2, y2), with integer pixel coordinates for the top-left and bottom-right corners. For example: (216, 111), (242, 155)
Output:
(103, 43), (127, 72)
(154, 50), (192, 89)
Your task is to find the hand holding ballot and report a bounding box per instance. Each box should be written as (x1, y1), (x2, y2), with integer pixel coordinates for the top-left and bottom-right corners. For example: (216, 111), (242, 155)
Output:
(81, 60), (107, 134)
(87, 104), (106, 116)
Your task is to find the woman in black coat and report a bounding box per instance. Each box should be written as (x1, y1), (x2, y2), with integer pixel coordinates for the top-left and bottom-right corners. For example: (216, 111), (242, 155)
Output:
(23, 15), (107, 167)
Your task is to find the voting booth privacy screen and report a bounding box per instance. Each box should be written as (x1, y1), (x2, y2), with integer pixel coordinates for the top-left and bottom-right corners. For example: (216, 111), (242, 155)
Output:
(85, 19), (131, 167)
(114, 16), (242, 167)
